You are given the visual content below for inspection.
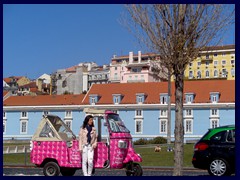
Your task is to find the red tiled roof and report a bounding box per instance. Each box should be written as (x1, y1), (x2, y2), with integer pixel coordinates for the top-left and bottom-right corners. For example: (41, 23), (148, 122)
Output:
(3, 78), (11, 84)
(66, 65), (78, 72)
(3, 94), (85, 106)
(19, 82), (37, 88)
(3, 91), (8, 97)
(202, 44), (235, 51)
(82, 80), (235, 104)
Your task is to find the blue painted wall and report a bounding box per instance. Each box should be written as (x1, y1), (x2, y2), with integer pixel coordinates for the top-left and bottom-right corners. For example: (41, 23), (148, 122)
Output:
(4, 106), (235, 142)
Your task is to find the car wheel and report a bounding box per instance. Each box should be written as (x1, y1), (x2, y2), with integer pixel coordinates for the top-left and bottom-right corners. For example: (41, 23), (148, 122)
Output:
(43, 162), (60, 176)
(208, 158), (231, 176)
(60, 168), (76, 176)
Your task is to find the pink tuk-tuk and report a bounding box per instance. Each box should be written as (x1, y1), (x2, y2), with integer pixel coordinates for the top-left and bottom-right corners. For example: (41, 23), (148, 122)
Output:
(30, 108), (143, 176)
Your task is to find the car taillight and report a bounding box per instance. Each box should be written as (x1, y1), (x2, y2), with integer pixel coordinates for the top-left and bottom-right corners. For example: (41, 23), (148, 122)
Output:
(194, 142), (208, 151)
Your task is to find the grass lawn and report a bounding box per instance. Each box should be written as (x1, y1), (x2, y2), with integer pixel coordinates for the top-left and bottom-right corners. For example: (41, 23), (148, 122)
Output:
(135, 144), (195, 167)
(3, 144), (195, 167)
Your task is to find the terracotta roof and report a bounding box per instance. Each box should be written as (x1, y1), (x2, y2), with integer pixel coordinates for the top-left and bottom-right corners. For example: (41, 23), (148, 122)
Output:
(3, 78), (11, 84)
(202, 44), (235, 51)
(19, 82), (37, 88)
(82, 80), (235, 104)
(3, 91), (8, 97)
(66, 65), (78, 72)
(3, 94), (85, 106)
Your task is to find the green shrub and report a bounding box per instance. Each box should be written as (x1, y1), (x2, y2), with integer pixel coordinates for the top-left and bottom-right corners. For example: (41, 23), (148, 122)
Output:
(133, 138), (149, 145)
(133, 136), (167, 145)
(152, 136), (167, 144)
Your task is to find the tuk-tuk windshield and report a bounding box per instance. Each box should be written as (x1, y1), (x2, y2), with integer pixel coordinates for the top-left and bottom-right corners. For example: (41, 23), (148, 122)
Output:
(47, 115), (75, 138)
(107, 114), (130, 133)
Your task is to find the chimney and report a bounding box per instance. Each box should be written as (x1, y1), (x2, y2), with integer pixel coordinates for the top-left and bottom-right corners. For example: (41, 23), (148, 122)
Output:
(129, 52), (133, 63)
(138, 51), (141, 63)
(37, 78), (43, 92)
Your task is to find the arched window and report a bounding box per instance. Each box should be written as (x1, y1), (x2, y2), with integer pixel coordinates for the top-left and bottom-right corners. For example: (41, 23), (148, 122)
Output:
(205, 70), (210, 78)
(214, 70), (218, 77)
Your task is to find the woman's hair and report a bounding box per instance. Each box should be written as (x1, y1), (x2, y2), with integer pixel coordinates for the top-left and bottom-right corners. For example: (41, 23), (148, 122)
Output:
(82, 115), (94, 129)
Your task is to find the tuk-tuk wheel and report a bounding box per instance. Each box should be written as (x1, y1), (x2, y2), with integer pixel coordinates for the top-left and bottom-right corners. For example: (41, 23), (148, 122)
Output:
(126, 163), (143, 176)
(43, 161), (60, 176)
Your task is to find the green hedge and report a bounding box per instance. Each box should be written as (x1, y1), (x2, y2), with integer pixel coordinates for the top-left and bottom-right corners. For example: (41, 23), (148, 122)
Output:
(134, 136), (167, 145)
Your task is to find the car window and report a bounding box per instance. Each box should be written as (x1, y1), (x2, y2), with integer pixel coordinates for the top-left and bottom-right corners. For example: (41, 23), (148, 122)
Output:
(210, 131), (227, 142)
(226, 129), (235, 142)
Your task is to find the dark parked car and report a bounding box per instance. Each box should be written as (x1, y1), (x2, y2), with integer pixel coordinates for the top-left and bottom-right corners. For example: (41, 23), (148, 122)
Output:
(192, 125), (235, 176)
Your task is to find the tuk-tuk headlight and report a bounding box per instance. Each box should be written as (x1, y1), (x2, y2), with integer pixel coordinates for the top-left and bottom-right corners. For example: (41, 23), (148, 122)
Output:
(118, 140), (127, 149)
(30, 141), (33, 151)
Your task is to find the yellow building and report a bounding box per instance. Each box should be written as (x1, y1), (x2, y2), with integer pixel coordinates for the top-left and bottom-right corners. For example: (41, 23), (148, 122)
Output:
(183, 45), (235, 81)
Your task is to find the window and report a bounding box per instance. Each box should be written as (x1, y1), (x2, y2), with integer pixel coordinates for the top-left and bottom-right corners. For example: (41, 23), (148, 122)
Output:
(112, 110), (119, 114)
(3, 111), (6, 119)
(231, 68), (235, 76)
(214, 53), (218, 57)
(136, 94), (145, 104)
(3, 120), (6, 134)
(205, 70), (209, 78)
(226, 130), (235, 142)
(185, 119), (193, 134)
(214, 70), (218, 77)
(65, 120), (72, 130)
(213, 61), (218, 66)
(39, 122), (55, 138)
(160, 94), (168, 104)
(185, 109), (193, 117)
(90, 97), (96, 104)
(62, 80), (67, 87)
(189, 71), (193, 79)
(185, 94), (194, 104)
(114, 73), (118, 80)
(231, 60), (235, 65)
(205, 61), (209, 66)
(222, 53), (226, 57)
(197, 61), (201, 66)
(20, 120), (28, 134)
(132, 68), (141, 73)
(187, 96), (192, 103)
(160, 119), (167, 133)
(135, 120), (143, 133)
(160, 110), (167, 117)
(222, 69), (227, 77)
(89, 94), (99, 105)
(113, 94), (122, 104)
(222, 60), (226, 65)
(197, 71), (201, 79)
(211, 109), (218, 116)
(21, 111), (27, 118)
(212, 95), (217, 103)
(113, 96), (119, 104)
(65, 111), (72, 118)
(136, 110), (143, 117)
(211, 119), (219, 128)
(206, 54), (209, 59)
(189, 62), (193, 67)
(43, 111), (49, 116)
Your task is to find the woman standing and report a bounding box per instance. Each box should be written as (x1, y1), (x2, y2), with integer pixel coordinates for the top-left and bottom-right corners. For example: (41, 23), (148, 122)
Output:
(79, 115), (97, 176)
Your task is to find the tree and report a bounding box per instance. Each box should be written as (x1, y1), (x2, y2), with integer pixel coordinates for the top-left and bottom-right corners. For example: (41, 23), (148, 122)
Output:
(124, 4), (234, 176)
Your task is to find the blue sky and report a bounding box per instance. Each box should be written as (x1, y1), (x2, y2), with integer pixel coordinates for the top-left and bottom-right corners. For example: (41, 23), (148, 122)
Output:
(3, 4), (235, 80)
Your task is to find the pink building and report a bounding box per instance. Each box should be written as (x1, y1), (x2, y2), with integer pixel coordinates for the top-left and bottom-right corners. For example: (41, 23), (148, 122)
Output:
(109, 51), (167, 83)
